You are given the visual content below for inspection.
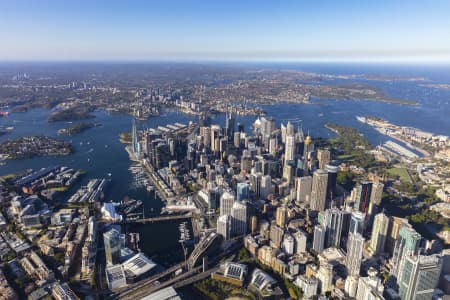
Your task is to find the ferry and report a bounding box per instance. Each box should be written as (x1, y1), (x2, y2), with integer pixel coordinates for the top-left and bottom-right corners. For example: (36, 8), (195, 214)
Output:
(356, 116), (367, 123)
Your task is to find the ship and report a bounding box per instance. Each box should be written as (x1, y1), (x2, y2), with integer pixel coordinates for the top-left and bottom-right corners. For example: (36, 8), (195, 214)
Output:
(0, 111), (9, 117)
(356, 116), (367, 123)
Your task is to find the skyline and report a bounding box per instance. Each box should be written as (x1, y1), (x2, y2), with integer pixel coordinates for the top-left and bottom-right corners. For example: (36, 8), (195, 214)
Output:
(1, 0), (450, 62)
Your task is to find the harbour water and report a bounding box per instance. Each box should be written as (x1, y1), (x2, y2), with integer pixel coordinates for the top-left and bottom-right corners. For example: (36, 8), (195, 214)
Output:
(1, 64), (450, 259)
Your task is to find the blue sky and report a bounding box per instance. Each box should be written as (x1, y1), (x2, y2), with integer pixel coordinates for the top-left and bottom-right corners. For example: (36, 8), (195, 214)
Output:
(0, 0), (449, 61)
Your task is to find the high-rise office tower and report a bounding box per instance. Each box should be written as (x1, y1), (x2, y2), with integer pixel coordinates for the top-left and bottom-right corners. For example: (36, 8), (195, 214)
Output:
(339, 205), (352, 237)
(398, 254), (442, 300)
(260, 175), (272, 199)
(269, 137), (278, 156)
(324, 208), (344, 248)
(325, 164), (339, 205)
(286, 121), (295, 137)
(225, 110), (235, 140)
(280, 123), (287, 144)
(231, 201), (247, 236)
(266, 117), (276, 136)
(346, 232), (364, 277)
(220, 191), (235, 216)
(317, 262), (333, 293)
(294, 230), (308, 254)
(391, 225), (423, 280)
(313, 225), (326, 253)
(236, 182), (249, 202)
(270, 223), (284, 249)
(104, 228), (121, 265)
(367, 182), (384, 227)
(199, 126), (211, 149)
(310, 169), (328, 212)
(370, 182), (384, 206)
(317, 149), (331, 169)
(354, 181), (372, 213)
(254, 160), (263, 174)
(275, 206), (288, 228)
(355, 268), (385, 300)
(296, 176), (312, 204)
(284, 135), (296, 164)
(131, 116), (141, 155)
(210, 124), (221, 152)
(240, 156), (252, 172)
(368, 212), (389, 256)
(386, 217), (407, 256)
(283, 234), (295, 255)
(282, 164), (294, 185)
(249, 173), (262, 198)
(233, 131), (241, 149)
(349, 211), (366, 235)
(217, 214), (231, 240)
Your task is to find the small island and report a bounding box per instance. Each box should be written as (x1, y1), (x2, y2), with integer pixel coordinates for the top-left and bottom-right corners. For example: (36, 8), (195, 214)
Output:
(0, 136), (73, 160)
(57, 122), (101, 135)
(48, 105), (95, 122)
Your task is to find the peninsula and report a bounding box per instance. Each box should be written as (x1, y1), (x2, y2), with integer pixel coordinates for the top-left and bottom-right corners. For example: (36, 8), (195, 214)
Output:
(0, 136), (73, 160)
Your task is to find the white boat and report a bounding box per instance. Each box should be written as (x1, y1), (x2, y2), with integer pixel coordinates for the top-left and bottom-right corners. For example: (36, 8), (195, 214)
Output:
(356, 116), (367, 123)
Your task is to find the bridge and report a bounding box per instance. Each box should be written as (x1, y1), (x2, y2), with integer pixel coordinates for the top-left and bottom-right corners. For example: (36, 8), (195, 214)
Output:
(123, 212), (193, 224)
(116, 265), (203, 300)
(109, 262), (185, 299)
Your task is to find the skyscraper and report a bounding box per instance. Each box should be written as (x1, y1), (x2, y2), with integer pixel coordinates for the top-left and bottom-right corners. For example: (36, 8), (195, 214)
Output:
(391, 225), (423, 280)
(355, 268), (385, 300)
(398, 254), (442, 300)
(269, 137), (278, 156)
(370, 182), (384, 206)
(349, 211), (366, 235)
(220, 191), (235, 216)
(354, 181), (372, 213)
(368, 212), (389, 256)
(131, 116), (141, 155)
(346, 232), (364, 277)
(310, 169), (328, 212)
(313, 225), (326, 253)
(317, 262), (333, 293)
(270, 222), (284, 249)
(284, 135), (296, 164)
(275, 206), (287, 228)
(199, 126), (211, 149)
(386, 217), (407, 256)
(325, 164), (339, 205)
(217, 214), (231, 240)
(210, 124), (221, 152)
(282, 234), (295, 255)
(294, 230), (307, 254)
(286, 121), (295, 137)
(296, 176), (312, 204)
(260, 175), (272, 199)
(225, 110), (235, 140)
(104, 228), (121, 265)
(324, 208), (344, 248)
(236, 182), (249, 202)
(231, 201), (247, 236)
(317, 149), (331, 169)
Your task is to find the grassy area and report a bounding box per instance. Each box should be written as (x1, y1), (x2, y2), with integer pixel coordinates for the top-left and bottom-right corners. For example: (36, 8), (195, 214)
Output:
(336, 154), (354, 160)
(48, 186), (69, 192)
(388, 165), (411, 183)
(194, 278), (256, 300)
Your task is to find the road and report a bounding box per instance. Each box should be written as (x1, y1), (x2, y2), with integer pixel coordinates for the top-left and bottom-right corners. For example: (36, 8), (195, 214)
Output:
(123, 212), (193, 224)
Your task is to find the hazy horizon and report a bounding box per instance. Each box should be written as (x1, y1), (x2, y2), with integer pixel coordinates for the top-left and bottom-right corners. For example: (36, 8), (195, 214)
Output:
(1, 0), (450, 62)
